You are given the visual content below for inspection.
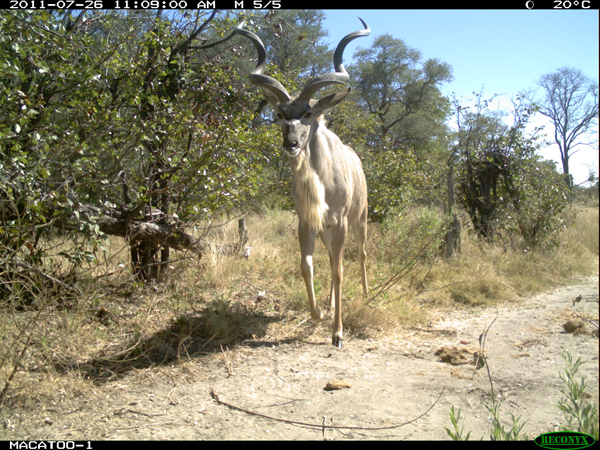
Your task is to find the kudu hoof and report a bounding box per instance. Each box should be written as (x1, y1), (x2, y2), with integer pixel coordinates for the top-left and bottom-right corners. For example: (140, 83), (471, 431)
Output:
(311, 307), (325, 321)
(332, 336), (343, 349)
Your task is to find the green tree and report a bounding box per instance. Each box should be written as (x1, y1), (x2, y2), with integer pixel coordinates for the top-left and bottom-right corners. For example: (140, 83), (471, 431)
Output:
(0, 10), (275, 287)
(453, 92), (569, 246)
(348, 33), (453, 221)
(352, 34), (453, 151)
(256, 10), (332, 79)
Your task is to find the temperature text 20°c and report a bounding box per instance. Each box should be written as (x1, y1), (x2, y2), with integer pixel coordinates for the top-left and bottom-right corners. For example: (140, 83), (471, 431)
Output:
(554, 0), (591, 8)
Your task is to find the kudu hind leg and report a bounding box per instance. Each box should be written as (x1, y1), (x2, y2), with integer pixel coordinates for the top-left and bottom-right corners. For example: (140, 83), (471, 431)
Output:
(328, 221), (347, 348)
(353, 210), (369, 294)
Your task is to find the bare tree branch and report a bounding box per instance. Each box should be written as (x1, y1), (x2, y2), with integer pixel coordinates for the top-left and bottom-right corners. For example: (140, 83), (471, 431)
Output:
(536, 67), (599, 186)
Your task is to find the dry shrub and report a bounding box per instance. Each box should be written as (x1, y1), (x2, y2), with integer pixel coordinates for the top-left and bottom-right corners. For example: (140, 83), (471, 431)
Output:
(419, 205), (598, 307)
(564, 205), (599, 257)
(342, 296), (391, 337)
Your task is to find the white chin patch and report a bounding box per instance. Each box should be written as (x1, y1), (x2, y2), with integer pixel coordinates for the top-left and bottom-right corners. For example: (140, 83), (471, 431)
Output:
(285, 147), (302, 157)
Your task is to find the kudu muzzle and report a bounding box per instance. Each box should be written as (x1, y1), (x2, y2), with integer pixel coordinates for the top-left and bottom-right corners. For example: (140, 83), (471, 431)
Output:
(282, 120), (305, 156)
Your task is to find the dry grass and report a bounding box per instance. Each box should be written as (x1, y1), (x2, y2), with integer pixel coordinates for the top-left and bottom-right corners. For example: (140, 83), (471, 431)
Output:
(1, 204), (598, 407)
(420, 205), (598, 306)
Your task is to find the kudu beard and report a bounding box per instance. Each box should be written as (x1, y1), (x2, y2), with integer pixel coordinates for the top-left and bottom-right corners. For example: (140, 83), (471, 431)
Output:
(290, 149), (329, 234)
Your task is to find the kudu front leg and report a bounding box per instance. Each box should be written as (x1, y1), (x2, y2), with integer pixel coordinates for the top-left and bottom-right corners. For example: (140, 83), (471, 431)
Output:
(323, 221), (347, 349)
(299, 223), (324, 322)
(320, 227), (336, 311)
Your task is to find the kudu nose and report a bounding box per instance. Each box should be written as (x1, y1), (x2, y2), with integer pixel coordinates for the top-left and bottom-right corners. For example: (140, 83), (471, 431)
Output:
(284, 120), (301, 152)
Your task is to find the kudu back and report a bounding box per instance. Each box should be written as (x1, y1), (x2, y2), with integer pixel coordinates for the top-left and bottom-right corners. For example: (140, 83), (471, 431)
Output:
(236, 20), (370, 348)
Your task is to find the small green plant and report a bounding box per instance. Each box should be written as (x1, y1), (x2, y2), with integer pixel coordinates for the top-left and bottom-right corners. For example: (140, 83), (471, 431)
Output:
(444, 405), (472, 440)
(486, 401), (528, 441)
(556, 352), (599, 440)
(445, 313), (528, 441)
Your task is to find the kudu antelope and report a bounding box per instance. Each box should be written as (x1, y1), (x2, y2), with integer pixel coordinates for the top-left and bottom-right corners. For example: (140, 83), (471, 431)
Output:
(236, 20), (370, 348)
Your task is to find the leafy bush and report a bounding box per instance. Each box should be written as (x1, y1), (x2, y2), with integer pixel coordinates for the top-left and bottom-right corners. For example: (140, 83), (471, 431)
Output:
(453, 93), (570, 248)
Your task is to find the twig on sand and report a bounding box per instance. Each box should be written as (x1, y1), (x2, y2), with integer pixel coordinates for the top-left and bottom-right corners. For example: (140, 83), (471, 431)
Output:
(209, 387), (444, 431)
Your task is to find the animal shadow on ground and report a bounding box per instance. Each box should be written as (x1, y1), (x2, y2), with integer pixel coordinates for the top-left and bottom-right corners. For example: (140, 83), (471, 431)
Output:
(50, 300), (284, 384)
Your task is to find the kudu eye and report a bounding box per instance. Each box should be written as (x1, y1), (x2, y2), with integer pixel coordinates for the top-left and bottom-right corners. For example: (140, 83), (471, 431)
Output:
(302, 112), (313, 120)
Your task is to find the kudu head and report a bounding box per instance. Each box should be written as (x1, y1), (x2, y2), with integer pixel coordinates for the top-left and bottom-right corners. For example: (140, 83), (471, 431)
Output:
(235, 19), (370, 157)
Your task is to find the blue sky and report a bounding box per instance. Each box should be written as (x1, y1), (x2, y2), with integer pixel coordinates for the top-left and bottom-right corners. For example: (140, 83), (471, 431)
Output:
(322, 10), (599, 185)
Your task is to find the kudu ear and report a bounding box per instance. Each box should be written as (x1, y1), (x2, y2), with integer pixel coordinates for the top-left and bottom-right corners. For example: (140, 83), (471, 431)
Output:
(316, 88), (352, 115)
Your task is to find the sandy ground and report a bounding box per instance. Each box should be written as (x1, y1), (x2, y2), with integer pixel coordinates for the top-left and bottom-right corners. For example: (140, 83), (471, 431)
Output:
(1, 274), (598, 441)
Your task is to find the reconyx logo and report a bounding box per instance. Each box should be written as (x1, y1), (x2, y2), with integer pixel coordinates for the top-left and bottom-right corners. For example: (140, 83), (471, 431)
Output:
(535, 431), (596, 450)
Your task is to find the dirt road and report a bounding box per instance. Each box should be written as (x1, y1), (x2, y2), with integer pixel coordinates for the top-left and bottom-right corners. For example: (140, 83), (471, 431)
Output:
(1, 275), (598, 440)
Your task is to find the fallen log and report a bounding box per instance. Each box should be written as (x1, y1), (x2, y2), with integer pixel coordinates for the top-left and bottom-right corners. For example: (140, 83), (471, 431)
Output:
(96, 213), (250, 258)
(97, 214), (206, 255)
(52, 204), (207, 256)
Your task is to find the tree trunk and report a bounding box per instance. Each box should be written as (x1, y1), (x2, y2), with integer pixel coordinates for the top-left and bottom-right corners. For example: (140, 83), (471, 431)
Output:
(445, 163), (461, 257)
(561, 153), (572, 188)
